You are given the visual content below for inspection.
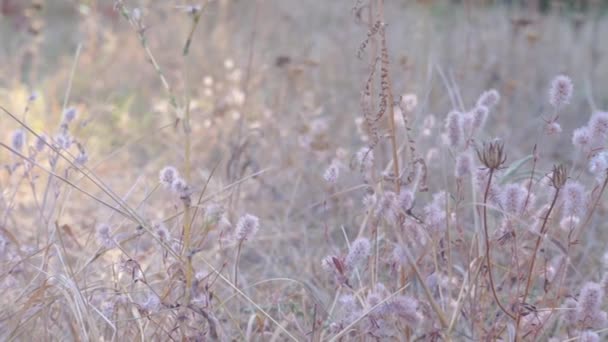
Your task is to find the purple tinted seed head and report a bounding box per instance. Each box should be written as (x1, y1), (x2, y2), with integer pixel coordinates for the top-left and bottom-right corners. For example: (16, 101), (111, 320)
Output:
(234, 214), (260, 241)
(548, 75), (573, 109)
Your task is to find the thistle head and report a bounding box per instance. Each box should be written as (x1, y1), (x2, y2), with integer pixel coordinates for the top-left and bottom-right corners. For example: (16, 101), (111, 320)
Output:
(551, 164), (568, 189)
(476, 140), (507, 170)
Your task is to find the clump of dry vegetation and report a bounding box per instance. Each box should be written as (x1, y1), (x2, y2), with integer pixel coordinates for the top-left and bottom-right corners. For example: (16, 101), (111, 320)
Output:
(2, 0), (608, 341)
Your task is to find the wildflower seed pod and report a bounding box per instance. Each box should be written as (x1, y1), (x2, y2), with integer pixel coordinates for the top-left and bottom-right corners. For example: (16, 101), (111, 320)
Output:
(551, 164), (568, 189)
(476, 140), (506, 170)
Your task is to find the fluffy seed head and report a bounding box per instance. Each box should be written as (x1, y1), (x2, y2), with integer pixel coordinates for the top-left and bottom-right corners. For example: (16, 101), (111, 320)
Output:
(548, 75), (573, 109)
(234, 214), (260, 241)
(62, 107), (77, 124)
(11, 129), (25, 151)
(389, 296), (420, 327)
(477, 89), (500, 108)
(345, 238), (371, 270)
(577, 282), (603, 322)
(445, 111), (463, 146)
(455, 152), (473, 178)
(55, 133), (72, 150)
(159, 166), (178, 188)
(171, 177), (189, 196)
(472, 105), (489, 131)
(545, 121), (562, 135)
(155, 223), (170, 242)
(580, 330), (600, 342)
(502, 183), (527, 215)
(323, 161), (340, 184)
(589, 152), (608, 176)
(398, 189), (415, 212)
(564, 297), (579, 326)
(96, 223), (113, 248)
(588, 111), (608, 139)
(573, 127), (592, 149)
(461, 112), (475, 137)
(562, 181), (586, 218)
(424, 193), (447, 233)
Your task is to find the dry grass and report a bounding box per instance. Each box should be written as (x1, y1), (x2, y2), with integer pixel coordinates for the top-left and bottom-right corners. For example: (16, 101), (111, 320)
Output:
(2, 1), (608, 341)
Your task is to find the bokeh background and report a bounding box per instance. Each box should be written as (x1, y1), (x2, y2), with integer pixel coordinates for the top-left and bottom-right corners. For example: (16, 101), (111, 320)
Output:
(2, 0), (608, 340)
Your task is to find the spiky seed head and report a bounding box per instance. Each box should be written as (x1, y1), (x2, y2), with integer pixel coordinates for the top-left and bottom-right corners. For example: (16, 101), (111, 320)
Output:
(551, 164), (568, 189)
(476, 140), (507, 170)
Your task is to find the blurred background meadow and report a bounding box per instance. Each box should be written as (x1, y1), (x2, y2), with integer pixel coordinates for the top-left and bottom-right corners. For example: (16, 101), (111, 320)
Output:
(3, 0), (608, 341)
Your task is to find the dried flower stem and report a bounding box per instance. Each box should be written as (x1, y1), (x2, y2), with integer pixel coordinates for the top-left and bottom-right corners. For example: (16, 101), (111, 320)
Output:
(182, 69), (194, 305)
(378, 0), (400, 194)
(482, 169), (516, 320)
(234, 241), (243, 289)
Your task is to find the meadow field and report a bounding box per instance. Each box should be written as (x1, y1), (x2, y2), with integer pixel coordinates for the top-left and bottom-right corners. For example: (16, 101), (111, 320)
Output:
(2, 1), (608, 341)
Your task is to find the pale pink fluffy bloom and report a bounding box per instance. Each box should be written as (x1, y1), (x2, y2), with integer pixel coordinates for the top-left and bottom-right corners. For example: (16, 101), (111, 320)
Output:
(477, 89), (500, 108)
(588, 111), (608, 139)
(572, 127), (592, 149)
(472, 105), (489, 131)
(564, 297), (579, 326)
(545, 121), (562, 135)
(502, 183), (527, 215)
(455, 152), (473, 178)
(589, 152), (608, 177)
(234, 214), (260, 241)
(159, 166), (179, 188)
(562, 181), (587, 218)
(461, 112), (475, 137)
(398, 189), (415, 212)
(445, 111), (463, 146)
(577, 282), (603, 323)
(548, 75), (573, 109)
(345, 238), (371, 270)
(424, 192), (447, 233)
